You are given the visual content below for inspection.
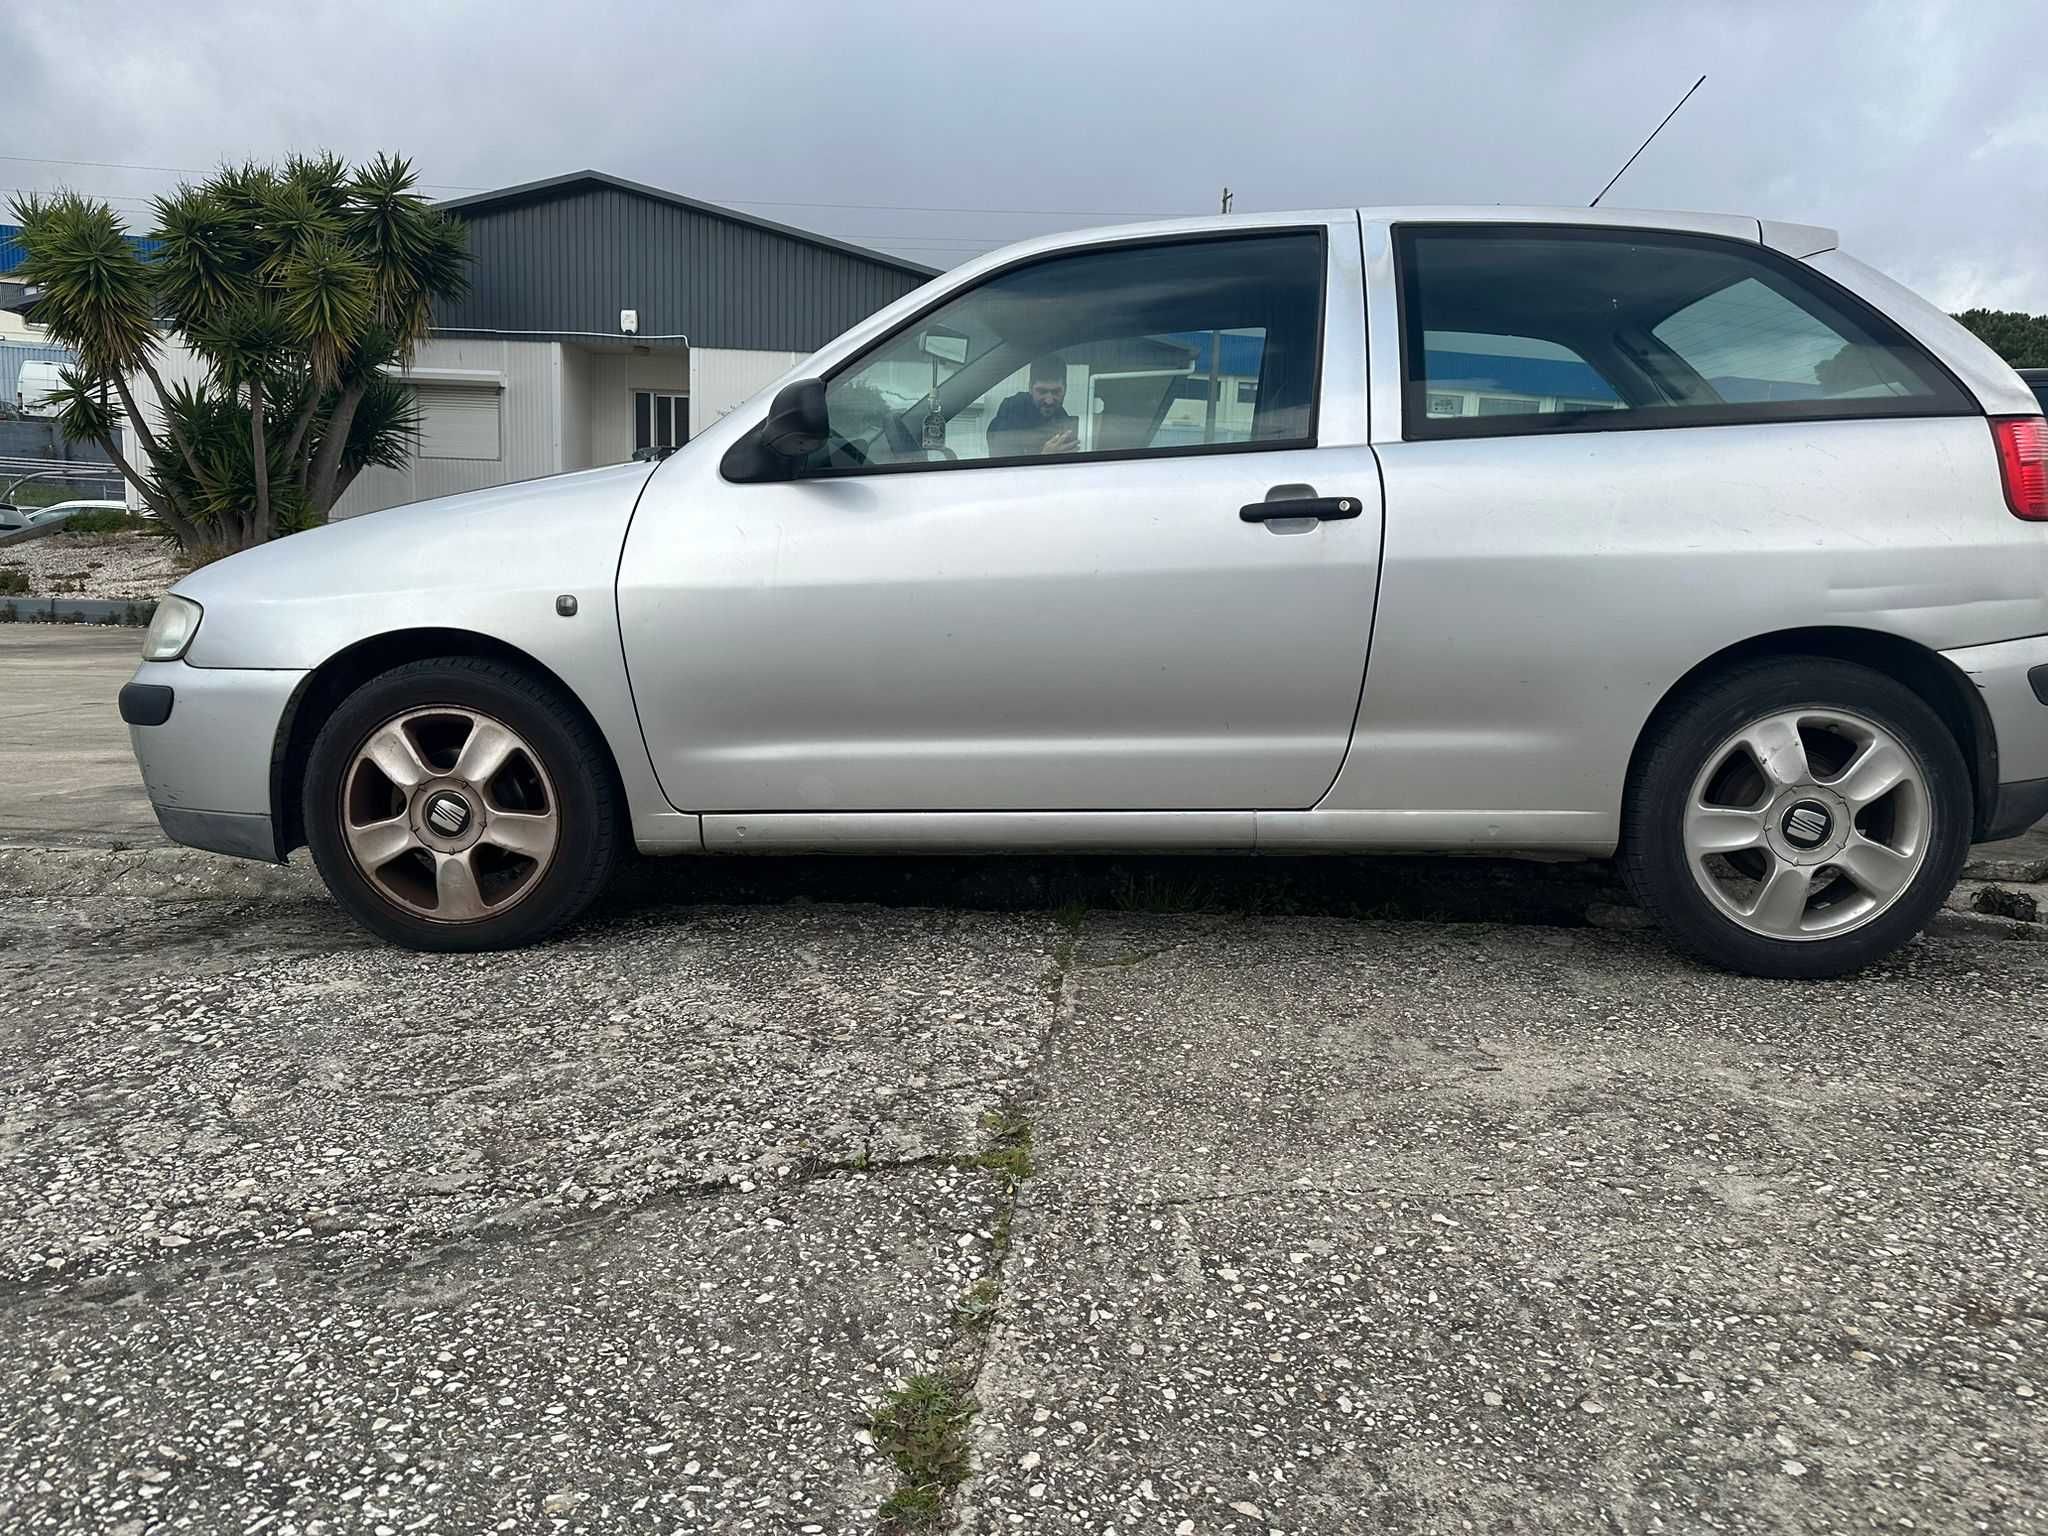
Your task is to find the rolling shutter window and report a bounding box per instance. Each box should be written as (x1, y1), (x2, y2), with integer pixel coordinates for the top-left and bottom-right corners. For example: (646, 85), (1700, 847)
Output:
(413, 383), (502, 461)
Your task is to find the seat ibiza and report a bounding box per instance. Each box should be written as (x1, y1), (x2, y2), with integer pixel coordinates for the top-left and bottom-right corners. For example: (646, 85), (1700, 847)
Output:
(121, 205), (2048, 977)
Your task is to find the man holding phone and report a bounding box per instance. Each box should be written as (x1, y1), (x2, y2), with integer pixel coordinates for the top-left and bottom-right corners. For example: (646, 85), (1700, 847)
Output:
(985, 355), (1079, 458)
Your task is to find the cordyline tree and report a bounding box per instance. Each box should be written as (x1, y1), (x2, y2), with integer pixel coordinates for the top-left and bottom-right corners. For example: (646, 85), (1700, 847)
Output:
(8, 153), (469, 551)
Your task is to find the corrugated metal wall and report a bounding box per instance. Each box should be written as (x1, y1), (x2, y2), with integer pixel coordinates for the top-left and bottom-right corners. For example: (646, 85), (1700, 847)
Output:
(688, 347), (805, 438)
(436, 185), (932, 353)
(336, 338), (563, 518)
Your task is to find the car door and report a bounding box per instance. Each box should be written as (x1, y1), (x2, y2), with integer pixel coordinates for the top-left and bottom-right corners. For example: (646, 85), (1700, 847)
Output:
(616, 217), (1380, 822)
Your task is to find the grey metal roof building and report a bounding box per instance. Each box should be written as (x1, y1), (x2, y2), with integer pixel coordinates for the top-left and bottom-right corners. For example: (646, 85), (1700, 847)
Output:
(432, 171), (937, 353)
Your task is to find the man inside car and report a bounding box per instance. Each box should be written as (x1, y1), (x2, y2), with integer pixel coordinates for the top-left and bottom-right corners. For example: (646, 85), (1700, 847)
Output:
(985, 355), (1079, 457)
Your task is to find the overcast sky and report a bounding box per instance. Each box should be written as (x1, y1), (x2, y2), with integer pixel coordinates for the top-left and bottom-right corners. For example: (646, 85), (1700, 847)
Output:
(6, 0), (2045, 310)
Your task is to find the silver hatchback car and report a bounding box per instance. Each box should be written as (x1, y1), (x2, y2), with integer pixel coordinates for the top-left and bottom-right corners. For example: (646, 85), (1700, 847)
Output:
(122, 205), (2048, 977)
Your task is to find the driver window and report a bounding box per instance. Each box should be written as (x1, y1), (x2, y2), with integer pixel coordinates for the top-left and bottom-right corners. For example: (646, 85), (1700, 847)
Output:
(807, 232), (1323, 473)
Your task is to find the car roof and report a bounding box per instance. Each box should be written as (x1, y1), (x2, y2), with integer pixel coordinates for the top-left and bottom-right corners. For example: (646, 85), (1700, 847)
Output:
(944, 204), (1839, 279)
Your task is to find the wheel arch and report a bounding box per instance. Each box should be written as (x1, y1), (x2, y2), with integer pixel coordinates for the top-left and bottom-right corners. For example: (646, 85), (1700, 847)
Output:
(1626, 626), (1999, 839)
(271, 627), (628, 857)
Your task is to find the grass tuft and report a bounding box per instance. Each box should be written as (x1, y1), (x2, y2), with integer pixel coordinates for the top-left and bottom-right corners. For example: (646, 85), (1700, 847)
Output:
(870, 1371), (979, 1531)
(952, 1277), (1001, 1334)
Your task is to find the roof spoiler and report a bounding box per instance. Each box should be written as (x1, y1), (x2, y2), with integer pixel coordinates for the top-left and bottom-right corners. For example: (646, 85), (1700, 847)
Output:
(1760, 220), (1838, 259)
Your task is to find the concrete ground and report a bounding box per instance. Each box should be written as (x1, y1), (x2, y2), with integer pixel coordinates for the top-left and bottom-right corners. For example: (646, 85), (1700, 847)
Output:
(1, 873), (2043, 1534)
(0, 625), (159, 848)
(1, 623), (2045, 1533)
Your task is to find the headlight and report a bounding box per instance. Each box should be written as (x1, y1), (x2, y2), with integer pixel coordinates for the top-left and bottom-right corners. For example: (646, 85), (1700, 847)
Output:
(142, 595), (203, 661)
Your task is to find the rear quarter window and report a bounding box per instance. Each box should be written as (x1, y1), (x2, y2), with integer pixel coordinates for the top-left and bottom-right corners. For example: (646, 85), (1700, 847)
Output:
(1395, 225), (1973, 440)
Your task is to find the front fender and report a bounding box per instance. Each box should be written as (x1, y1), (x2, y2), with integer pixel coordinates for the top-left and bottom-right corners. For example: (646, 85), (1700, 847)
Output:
(171, 462), (672, 835)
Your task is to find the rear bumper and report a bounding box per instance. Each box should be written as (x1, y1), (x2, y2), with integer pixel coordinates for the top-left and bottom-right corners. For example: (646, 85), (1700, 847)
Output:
(124, 659), (307, 864)
(1943, 633), (2048, 841)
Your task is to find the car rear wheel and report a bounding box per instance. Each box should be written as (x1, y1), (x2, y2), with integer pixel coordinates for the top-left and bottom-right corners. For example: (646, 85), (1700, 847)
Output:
(1621, 658), (1971, 979)
(303, 657), (620, 950)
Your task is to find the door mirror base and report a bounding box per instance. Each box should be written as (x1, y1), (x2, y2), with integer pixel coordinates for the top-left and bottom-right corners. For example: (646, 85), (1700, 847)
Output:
(761, 379), (828, 460)
(723, 379), (827, 483)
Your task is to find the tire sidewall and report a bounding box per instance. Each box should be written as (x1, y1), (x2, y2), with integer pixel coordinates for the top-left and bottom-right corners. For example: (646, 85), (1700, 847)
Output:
(1628, 660), (1972, 978)
(303, 662), (613, 950)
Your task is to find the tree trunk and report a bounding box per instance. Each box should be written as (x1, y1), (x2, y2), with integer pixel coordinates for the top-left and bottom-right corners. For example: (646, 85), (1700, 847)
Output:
(90, 430), (201, 549)
(279, 387), (322, 496)
(247, 381), (272, 546)
(106, 371), (201, 545)
(305, 374), (367, 522)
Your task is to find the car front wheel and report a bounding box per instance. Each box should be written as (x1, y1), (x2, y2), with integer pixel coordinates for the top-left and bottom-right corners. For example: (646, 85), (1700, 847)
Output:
(1622, 657), (1972, 979)
(303, 657), (621, 950)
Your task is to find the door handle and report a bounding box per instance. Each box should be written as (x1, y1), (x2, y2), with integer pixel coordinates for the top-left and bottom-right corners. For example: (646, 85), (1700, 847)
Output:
(1240, 492), (1364, 523)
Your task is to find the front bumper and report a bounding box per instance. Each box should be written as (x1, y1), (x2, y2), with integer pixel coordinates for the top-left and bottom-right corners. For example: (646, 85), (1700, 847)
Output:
(1942, 632), (2048, 841)
(123, 658), (307, 863)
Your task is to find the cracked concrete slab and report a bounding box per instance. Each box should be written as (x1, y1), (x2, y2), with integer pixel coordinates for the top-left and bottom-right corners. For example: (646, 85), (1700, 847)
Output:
(0, 898), (1055, 1289)
(4, 877), (2046, 1532)
(966, 915), (2048, 1534)
(1, 1168), (1000, 1534)
(0, 892), (1055, 1532)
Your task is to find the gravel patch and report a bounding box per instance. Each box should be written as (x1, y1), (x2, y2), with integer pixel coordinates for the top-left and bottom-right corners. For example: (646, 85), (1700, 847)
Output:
(0, 532), (183, 599)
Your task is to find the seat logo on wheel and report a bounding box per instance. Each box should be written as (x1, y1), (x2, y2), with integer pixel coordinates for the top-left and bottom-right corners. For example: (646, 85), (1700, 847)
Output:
(425, 793), (471, 837)
(1781, 801), (1832, 849)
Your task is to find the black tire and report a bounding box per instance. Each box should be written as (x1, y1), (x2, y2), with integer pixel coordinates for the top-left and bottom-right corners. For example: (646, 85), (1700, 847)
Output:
(302, 657), (621, 951)
(1621, 657), (1972, 979)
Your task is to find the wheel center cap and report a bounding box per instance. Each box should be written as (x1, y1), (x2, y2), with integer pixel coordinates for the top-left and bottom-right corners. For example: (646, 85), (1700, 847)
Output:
(424, 791), (472, 838)
(1780, 799), (1833, 850)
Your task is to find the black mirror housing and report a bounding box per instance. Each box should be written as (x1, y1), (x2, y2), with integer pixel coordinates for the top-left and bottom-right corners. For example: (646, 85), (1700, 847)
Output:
(760, 379), (828, 461)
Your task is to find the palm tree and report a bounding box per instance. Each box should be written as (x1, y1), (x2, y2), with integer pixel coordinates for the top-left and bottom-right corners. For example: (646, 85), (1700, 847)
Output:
(12, 192), (203, 547)
(308, 155), (469, 515)
(8, 153), (467, 552)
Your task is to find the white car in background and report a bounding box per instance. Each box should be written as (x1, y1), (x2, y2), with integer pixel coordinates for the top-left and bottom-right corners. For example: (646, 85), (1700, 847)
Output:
(26, 499), (127, 525)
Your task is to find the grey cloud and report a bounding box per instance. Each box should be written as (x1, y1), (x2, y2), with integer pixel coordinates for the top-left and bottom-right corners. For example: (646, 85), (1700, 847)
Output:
(7, 0), (2044, 308)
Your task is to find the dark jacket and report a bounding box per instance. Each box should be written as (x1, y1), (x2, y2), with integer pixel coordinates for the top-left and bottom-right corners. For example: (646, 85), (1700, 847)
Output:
(986, 392), (1076, 458)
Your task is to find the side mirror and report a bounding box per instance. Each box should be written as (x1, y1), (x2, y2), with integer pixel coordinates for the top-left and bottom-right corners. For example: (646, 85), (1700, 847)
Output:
(760, 379), (828, 460)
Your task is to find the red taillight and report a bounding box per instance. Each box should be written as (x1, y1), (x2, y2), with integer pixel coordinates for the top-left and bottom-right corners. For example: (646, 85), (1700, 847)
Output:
(1991, 415), (2048, 521)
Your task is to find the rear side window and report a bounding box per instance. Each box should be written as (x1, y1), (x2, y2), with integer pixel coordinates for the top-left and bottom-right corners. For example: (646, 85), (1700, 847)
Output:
(1396, 225), (1971, 440)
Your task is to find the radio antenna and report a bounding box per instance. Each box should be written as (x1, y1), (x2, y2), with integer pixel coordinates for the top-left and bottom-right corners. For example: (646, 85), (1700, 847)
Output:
(1591, 74), (1705, 208)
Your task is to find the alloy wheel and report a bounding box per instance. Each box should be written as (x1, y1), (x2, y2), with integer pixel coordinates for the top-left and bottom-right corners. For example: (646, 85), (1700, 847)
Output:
(1682, 707), (1931, 943)
(339, 706), (560, 922)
